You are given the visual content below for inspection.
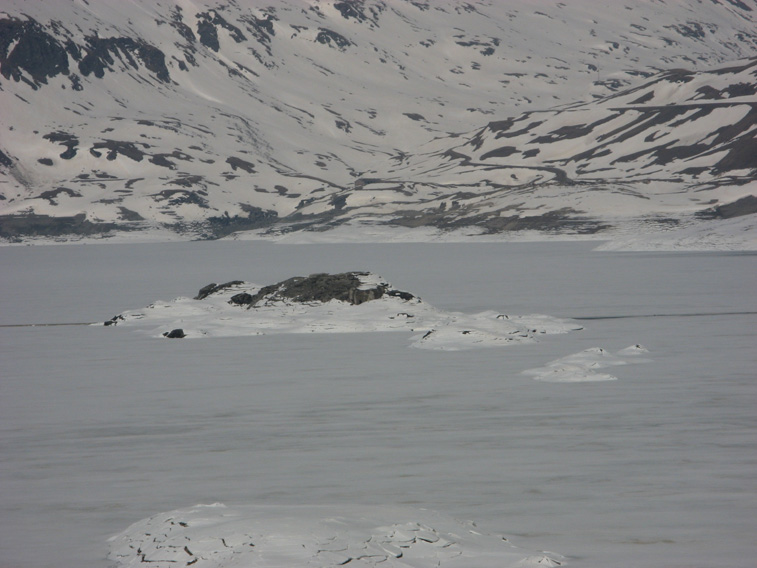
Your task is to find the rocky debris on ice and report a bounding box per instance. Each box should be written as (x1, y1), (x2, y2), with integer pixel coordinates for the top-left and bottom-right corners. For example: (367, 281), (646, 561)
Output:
(102, 271), (581, 350)
(107, 503), (565, 568)
(523, 345), (651, 382)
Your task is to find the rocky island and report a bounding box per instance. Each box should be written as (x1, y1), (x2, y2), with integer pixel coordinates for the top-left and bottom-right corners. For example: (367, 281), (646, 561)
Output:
(103, 271), (581, 350)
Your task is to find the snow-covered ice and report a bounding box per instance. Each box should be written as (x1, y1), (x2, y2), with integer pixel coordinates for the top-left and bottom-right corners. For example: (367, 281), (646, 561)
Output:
(107, 503), (563, 568)
(1, 241), (755, 568)
(523, 345), (650, 383)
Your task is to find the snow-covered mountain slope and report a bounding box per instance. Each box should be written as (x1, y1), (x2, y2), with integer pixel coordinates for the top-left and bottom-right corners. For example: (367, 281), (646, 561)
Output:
(103, 271), (581, 350)
(332, 58), (757, 235)
(1, 0), (756, 242)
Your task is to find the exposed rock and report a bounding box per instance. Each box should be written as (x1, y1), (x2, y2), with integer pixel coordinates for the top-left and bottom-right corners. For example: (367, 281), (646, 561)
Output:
(78, 36), (170, 82)
(386, 289), (415, 301)
(117, 207), (144, 221)
(229, 292), (254, 305)
(244, 272), (407, 307)
(43, 131), (79, 159)
(90, 140), (148, 162)
(196, 12), (246, 53)
(104, 314), (125, 326)
(315, 29), (352, 49)
(0, 149), (13, 169)
(195, 280), (244, 300)
(226, 156), (256, 173)
(38, 187), (81, 204)
(0, 17), (69, 88)
(162, 328), (186, 338)
(194, 272), (415, 308)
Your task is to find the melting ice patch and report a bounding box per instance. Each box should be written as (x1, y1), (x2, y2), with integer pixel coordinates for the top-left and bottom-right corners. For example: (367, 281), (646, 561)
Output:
(102, 272), (582, 351)
(523, 345), (650, 382)
(107, 503), (564, 568)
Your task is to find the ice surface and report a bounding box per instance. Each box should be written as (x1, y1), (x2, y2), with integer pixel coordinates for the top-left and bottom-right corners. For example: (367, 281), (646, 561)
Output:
(1, 241), (756, 568)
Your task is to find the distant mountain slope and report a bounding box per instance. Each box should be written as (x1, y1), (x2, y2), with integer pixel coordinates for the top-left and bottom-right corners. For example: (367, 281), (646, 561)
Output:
(329, 57), (757, 234)
(0, 0), (756, 242)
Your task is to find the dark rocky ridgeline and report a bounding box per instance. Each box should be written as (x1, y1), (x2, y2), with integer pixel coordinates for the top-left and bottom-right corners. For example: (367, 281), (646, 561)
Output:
(0, 16), (70, 88)
(104, 314), (125, 326)
(0, 16), (171, 88)
(195, 272), (415, 307)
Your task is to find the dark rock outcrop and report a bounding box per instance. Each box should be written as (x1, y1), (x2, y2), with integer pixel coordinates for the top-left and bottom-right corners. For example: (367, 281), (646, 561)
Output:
(194, 280), (244, 300)
(104, 314), (125, 326)
(162, 328), (186, 338)
(229, 292), (254, 305)
(243, 272), (412, 307)
(315, 29), (352, 49)
(195, 272), (415, 308)
(78, 36), (170, 82)
(0, 17), (69, 88)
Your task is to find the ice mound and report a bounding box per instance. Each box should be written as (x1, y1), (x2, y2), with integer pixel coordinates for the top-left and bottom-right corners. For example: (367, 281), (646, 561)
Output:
(102, 272), (581, 350)
(523, 345), (651, 382)
(107, 503), (564, 568)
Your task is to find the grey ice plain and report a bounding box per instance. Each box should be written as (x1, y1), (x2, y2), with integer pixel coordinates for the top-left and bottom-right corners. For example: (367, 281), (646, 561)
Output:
(1, 241), (755, 567)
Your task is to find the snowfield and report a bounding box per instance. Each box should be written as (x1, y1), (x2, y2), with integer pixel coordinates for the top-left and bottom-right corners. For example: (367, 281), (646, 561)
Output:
(1, 0), (755, 243)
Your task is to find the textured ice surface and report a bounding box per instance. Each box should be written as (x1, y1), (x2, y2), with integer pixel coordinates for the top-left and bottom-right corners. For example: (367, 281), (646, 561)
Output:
(107, 503), (563, 568)
(1, 241), (755, 568)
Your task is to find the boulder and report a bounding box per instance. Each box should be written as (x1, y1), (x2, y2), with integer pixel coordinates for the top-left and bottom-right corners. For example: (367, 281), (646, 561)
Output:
(162, 328), (186, 338)
(194, 280), (244, 300)
(229, 292), (254, 305)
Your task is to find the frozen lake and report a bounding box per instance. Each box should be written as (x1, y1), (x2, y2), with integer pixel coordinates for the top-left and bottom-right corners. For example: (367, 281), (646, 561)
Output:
(1, 241), (755, 567)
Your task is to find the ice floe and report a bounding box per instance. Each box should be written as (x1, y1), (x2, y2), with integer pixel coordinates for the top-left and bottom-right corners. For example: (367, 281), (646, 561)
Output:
(107, 503), (564, 568)
(102, 272), (582, 351)
(523, 345), (651, 383)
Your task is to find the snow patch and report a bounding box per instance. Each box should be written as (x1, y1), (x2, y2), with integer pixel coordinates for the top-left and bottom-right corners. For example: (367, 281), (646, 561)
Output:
(523, 345), (651, 383)
(107, 503), (564, 568)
